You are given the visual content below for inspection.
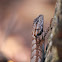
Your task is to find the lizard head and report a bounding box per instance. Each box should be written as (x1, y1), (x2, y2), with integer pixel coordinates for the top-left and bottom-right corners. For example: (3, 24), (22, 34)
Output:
(33, 15), (44, 37)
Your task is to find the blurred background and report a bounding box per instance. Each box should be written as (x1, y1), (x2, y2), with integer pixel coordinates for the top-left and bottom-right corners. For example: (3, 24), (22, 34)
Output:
(0, 0), (56, 62)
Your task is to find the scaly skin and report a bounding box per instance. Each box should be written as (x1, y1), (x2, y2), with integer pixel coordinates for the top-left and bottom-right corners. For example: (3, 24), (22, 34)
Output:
(31, 15), (53, 62)
(31, 15), (44, 62)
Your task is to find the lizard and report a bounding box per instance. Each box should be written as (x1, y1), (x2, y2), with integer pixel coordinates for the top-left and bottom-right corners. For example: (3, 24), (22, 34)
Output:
(31, 15), (53, 62)
(31, 15), (44, 62)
